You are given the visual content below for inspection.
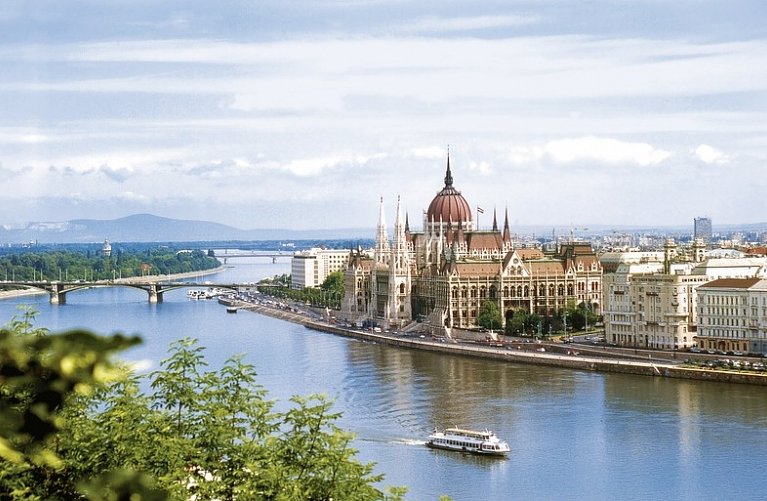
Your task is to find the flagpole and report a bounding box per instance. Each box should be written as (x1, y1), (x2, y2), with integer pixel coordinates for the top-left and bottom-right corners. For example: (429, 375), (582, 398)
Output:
(476, 206), (484, 230)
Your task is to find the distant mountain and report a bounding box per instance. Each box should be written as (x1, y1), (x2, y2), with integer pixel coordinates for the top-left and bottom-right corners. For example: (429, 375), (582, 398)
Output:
(1, 213), (765, 245)
(0, 213), (373, 244)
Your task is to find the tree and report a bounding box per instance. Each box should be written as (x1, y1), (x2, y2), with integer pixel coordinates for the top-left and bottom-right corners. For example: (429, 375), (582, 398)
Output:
(505, 309), (528, 336)
(0, 308), (144, 499)
(477, 300), (503, 332)
(1, 315), (412, 500)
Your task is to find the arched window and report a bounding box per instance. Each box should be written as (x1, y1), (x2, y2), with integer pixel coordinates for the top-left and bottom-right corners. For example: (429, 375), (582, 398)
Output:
(452, 287), (458, 299)
(539, 284), (546, 296)
(504, 286), (510, 297)
(523, 286), (529, 297)
(567, 283), (574, 295)
(558, 284), (565, 296)
(399, 283), (406, 294)
(480, 286), (487, 299)
(548, 284), (555, 296)
(461, 286), (468, 298)
(471, 286), (477, 298)
(490, 286), (497, 299)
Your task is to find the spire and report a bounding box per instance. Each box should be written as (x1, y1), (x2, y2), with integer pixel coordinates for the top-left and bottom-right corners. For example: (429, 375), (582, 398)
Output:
(393, 195), (407, 271)
(375, 196), (389, 263)
(492, 208), (498, 232)
(502, 207), (511, 243)
(444, 146), (453, 187)
(404, 212), (410, 234)
(394, 195), (403, 229)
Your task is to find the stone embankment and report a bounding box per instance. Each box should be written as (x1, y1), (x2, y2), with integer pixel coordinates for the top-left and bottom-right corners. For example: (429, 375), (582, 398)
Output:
(225, 298), (767, 387)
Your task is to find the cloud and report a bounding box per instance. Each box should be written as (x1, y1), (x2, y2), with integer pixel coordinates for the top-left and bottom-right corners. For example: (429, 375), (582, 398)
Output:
(546, 137), (672, 166)
(400, 15), (540, 33)
(115, 191), (151, 203)
(693, 144), (729, 164)
(5, 37), (765, 107)
(0, 131), (53, 144)
(97, 164), (135, 183)
(509, 137), (672, 167)
(279, 152), (384, 177)
(406, 147), (445, 160)
(468, 160), (492, 174)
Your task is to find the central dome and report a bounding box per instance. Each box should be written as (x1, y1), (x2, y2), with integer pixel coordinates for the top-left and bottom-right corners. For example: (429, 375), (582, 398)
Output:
(426, 155), (472, 224)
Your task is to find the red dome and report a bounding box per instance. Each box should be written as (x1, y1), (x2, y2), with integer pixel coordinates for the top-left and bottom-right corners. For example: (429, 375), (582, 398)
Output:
(426, 156), (472, 224)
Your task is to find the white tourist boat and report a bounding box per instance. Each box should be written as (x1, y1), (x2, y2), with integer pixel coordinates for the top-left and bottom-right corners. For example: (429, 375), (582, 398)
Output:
(426, 427), (510, 456)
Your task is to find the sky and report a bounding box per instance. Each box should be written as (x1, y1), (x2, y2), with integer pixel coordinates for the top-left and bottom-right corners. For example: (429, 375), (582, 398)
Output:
(1, 1), (766, 232)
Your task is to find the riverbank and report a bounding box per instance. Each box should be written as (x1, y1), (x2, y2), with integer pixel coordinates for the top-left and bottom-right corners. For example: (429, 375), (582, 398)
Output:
(226, 297), (767, 387)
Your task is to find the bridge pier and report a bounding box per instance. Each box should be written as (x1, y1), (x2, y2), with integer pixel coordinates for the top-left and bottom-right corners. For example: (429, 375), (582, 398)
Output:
(148, 284), (163, 303)
(49, 283), (66, 305)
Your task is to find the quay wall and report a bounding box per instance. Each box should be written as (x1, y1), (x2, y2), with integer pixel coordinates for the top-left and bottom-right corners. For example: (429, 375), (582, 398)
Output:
(228, 299), (767, 386)
(300, 320), (767, 387)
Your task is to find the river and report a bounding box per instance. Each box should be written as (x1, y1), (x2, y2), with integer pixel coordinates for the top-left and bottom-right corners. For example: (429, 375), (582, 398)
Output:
(2, 256), (766, 500)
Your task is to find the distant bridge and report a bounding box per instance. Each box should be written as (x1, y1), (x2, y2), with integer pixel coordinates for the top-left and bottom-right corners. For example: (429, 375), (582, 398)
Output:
(1, 280), (250, 304)
(213, 251), (292, 264)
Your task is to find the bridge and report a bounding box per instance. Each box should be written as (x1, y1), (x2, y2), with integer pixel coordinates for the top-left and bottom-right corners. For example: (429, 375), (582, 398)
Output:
(213, 251), (292, 264)
(1, 280), (248, 304)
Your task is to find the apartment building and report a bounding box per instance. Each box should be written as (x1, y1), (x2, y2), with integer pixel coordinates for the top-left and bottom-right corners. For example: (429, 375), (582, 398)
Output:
(603, 238), (767, 350)
(696, 278), (767, 355)
(290, 248), (351, 289)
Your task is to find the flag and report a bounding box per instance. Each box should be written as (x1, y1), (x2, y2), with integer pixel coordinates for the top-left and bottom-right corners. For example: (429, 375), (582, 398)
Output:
(477, 206), (484, 214)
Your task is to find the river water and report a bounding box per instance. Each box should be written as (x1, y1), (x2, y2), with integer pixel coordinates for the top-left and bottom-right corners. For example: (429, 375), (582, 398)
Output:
(2, 257), (767, 500)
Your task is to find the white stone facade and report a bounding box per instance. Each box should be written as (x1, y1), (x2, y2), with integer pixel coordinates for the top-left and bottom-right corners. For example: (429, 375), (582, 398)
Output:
(603, 240), (767, 351)
(290, 248), (350, 289)
(696, 278), (767, 355)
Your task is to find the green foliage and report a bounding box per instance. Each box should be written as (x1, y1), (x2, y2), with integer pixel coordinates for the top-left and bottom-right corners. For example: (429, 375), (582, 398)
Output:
(259, 274), (342, 309)
(477, 300), (503, 332)
(0, 309), (141, 499)
(504, 309), (543, 337)
(0, 317), (408, 500)
(320, 271), (345, 296)
(0, 248), (219, 283)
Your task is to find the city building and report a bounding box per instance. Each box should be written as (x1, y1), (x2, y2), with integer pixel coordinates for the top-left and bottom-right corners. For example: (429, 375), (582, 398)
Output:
(290, 248), (351, 289)
(694, 217), (712, 244)
(102, 239), (112, 257)
(696, 278), (767, 355)
(340, 154), (603, 333)
(603, 238), (767, 350)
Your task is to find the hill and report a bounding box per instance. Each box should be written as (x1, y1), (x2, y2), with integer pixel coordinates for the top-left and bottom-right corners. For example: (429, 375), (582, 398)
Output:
(0, 214), (373, 243)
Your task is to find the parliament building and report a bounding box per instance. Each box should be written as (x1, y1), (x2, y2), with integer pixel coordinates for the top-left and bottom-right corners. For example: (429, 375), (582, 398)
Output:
(340, 154), (602, 334)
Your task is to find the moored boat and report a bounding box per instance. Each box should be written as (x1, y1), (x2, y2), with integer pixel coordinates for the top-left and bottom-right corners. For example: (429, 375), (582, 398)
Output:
(426, 427), (509, 456)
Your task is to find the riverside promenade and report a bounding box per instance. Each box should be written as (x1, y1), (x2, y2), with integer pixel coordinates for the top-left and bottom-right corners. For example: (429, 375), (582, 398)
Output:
(225, 298), (767, 387)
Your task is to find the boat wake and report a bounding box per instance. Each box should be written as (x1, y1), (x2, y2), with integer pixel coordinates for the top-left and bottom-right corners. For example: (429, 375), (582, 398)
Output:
(356, 436), (427, 447)
(390, 438), (427, 446)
